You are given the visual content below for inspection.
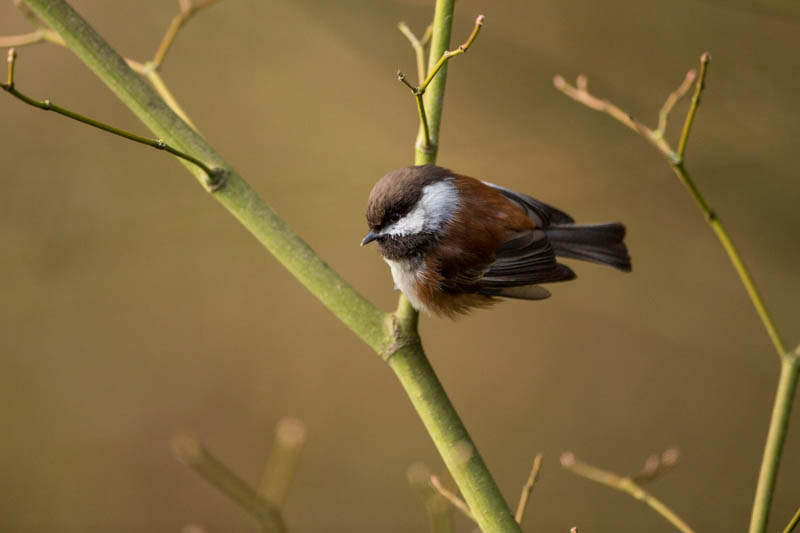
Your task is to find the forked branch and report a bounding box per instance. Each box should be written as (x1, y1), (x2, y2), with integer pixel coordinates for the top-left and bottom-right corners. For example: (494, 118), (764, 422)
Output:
(561, 451), (694, 533)
(1, 0), (220, 128)
(172, 435), (286, 533)
(555, 52), (797, 533)
(554, 53), (786, 359)
(398, 14), (484, 151)
(429, 475), (477, 523)
(1, 49), (222, 189)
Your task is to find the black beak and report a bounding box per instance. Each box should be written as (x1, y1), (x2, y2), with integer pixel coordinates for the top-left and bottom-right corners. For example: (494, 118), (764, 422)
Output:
(361, 231), (379, 246)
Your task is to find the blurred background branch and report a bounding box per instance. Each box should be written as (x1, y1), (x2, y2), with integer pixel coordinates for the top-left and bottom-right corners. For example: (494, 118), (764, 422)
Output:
(172, 435), (287, 533)
(407, 464), (453, 533)
(514, 453), (543, 524)
(560, 451), (694, 533)
(258, 417), (307, 508)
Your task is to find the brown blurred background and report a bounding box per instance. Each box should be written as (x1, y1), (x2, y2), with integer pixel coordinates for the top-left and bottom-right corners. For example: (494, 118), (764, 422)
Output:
(1, 0), (799, 531)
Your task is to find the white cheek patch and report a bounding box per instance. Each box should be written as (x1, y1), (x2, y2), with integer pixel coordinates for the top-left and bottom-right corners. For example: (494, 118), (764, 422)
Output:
(383, 179), (459, 237)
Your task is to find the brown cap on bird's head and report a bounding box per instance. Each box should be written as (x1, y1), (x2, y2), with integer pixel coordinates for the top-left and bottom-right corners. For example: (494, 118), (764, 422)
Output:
(365, 165), (452, 231)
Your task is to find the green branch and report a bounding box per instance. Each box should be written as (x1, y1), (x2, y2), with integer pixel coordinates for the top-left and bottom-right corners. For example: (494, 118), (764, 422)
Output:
(751, 350), (800, 533)
(1, 49), (220, 188)
(554, 52), (797, 533)
(13, 1), (521, 531)
(785, 502), (800, 533)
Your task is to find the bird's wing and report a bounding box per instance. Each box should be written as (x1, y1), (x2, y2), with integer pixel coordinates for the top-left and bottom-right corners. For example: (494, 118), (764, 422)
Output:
(482, 181), (574, 226)
(475, 229), (576, 293)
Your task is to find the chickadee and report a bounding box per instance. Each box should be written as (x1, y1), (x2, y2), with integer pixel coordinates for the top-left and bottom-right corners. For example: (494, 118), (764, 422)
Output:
(361, 165), (631, 317)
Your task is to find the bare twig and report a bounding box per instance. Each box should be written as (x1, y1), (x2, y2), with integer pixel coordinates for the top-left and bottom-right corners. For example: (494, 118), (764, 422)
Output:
(553, 74), (673, 160)
(1, 49), (222, 189)
(398, 14), (485, 151)
(172, 435), (286, 533)
(555, 53), (787, 361)
(655, 70), (696, 138)
(0, 28), (64, 48)
(407, 464), (453, 533)
(785, 504), (800, 533)
(152, 0), (222, 70)
(515, 453), (543, 524)
(430, 475), (477, 524)
(417, 14), (484, 94)
(1, 0), (218, 130)
(561, 452), (695, 533)
(397, 22), (430, 85)
(258, 416), (307, 507)
(677, 52), (710, 160)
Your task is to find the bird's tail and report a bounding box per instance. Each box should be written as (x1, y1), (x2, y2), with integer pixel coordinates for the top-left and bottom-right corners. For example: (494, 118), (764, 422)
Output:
(546, 223), (631, 272)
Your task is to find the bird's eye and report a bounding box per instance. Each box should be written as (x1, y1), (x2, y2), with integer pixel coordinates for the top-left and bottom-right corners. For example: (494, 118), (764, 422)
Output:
(388, 213), (402, 224)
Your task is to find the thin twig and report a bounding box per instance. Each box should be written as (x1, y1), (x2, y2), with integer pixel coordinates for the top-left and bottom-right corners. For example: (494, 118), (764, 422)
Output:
(655, 69), (696, 138)
(561, 452), (695, 533)
(554, 53), (787, 360)
(677, 52), (710, 160)
(430, 475), (477, 523)
(0, 29), (64, 48)
(152, 0), (221, 69)
(258, 416), (307, 508)
(515, 453), (543, 524)
(397, 21), (428, 85)
(1, 49), (222, 189)
(1, 0), (218, 130)
(553, 74), (674, 160)
(397, 14), (485, 153)
(418, 14), (484, 94)
(785, 503), (800, 533)
(144, 69), (197, 128)
(172, 435), (286, 533)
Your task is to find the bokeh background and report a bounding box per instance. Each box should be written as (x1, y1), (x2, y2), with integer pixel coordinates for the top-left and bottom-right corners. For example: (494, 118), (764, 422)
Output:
(1, 0), (799, 531)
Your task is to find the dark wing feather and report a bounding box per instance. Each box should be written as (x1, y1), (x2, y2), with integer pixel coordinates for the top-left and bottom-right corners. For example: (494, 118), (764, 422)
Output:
(482, 181), (574, 226)
(475, 229), (575, 295)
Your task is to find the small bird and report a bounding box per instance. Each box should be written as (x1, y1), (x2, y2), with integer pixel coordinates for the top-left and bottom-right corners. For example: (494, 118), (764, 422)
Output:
(362, 165), (631, 316)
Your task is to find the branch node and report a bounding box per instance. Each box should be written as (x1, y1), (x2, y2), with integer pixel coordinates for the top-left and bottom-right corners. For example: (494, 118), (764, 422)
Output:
(205, 168), (228, 192)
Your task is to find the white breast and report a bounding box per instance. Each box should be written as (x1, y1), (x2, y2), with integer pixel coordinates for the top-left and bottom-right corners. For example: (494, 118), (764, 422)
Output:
(385, 258), (429, 313)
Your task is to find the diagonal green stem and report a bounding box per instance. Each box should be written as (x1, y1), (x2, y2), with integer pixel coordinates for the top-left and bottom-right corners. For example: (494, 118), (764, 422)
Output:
(1, 61), (219, 187)
(785, 502), (800, 533)
(750, 351), (800, 533)
(18, 1), (520, 531)
(20, 0), (389, 352)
